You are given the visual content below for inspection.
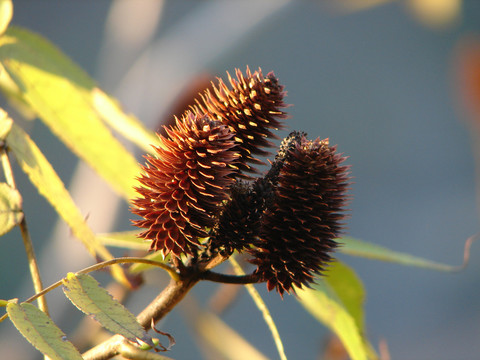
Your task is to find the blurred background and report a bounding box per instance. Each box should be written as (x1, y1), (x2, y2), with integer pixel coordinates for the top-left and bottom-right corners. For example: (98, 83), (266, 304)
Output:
(1, 0), (480, 359)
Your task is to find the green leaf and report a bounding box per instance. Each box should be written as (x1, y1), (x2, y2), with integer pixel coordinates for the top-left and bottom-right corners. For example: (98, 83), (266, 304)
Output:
(97, 230), (150, 250)
(0, 299), (8, 306)
(323, 261), (366, 332)
(296, 272), (371, 360)
(129, 250), (169, 274)
(62, 273), (153, 347)
(0, 0), (13, 36)
(197, 311), (269, 360)
(0, 182), (23, 236)
(6, 302), (83, 360)
(340, 236), (459, 271)
(182, 298), (269, 360)
(230, 256), (287, 360)
(0, 26), (140, 200)
(6, 123), (128, 285)
(0, 107), (12, 139)
(92, 88), (159, 155)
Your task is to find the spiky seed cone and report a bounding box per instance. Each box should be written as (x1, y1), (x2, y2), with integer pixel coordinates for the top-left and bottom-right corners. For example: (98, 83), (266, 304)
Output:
(211, 181), (265, 254)
(248, 135), (350, 296)
(194, 67), (288, 175)
(131, 111), (239, 258)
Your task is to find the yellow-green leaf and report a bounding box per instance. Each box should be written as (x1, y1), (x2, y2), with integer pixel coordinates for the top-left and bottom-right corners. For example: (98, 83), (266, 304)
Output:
(182, 298), (269, 360)
(0, 299), (8, 306)
(0, 182), (23, 236)
(97, 230), (149, 250)
(196, 311), (269, 360)
(230, 256), (287, 360)
(0, 26), (140, 200)
(6, 123), (128, 285)
(324, 261), (366, 332)
(296, 276), (370, 360)
(0, 0), (13, 36)
(6, 302), (83, 360)
(340, 236), (459, 271)
(0, 107), (12, 139)
(92, 88), (159, 154)
(129, 250), (169, 274)
(62, 273), (153, 347)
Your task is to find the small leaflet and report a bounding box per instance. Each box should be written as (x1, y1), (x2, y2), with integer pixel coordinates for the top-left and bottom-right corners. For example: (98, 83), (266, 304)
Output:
(6, 302), (83, 360)
(62, 273), (154, 347)
(0, 182), (23, 237)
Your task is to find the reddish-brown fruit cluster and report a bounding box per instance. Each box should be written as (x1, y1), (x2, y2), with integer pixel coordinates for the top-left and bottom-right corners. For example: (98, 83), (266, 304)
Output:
(131, 111), (239, 258)
(212, 182), (264, 254)
(194, 67), (288, 175)
(131, 67), (351, 297)
(248, 135), (350, 295)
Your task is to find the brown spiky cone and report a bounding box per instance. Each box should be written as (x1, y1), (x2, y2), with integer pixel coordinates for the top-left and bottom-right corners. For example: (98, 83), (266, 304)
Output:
(248, 133), (351, 296)
(193, 67), (288, 175)
(131, 111), (240, 258)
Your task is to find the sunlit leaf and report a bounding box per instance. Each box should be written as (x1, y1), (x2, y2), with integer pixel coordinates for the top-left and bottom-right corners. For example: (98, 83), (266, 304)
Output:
(6, 123), (128, 285)
(128, 250), (169, 274)
(0, 26), (140, 200)
(96, 230), (149, 250)
(324, 261), (366, 332)
(0, 299), (8, 307)
(92, 88), (159, 154)
(0, 107), (12, 139)
(0, 0), (12, 36)
(62, 273), (153, 347)
(340, 236), (460, 271)
(230, 256), (287, 360)
(197, 311), (269, 360)
(6, 302), (83, 360)
(296, 277), (370, 360)
(183, 298), (268, 360)
(0, 182), (23, 236)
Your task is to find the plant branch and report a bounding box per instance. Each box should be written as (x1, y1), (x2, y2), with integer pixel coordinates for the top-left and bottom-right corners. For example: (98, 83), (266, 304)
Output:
(0, 147), (15, 187)
(83, 275), (199, 360)
(0, 257), (179, 323)
(117, 341), (175, 360)
(76, 257), (179, 281)
(1, 148), (49, 316)
(18, 218), (50, 315)
(199, 270), (260, 284)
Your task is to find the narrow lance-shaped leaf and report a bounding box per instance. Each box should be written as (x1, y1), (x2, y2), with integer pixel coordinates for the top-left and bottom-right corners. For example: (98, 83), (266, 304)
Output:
(230, 256), (287, 360)
(92, 88), (160, 154)
(323, 261), (366, 333)
(182, 297), (269, 360)
(0, 0), (12, 36)
(96, 230), (150, 251)
(7, 302), (83, 360)
(0, 182), (23, 237)
(128, 250), (170, 274)
(0, 26), (140, 200)
(6, 123), (128, 285)
(0, 107), (12, 139)
(62, 273), (154, 347)
(296, 269), (371, 360)
(340, 236), (461, 271)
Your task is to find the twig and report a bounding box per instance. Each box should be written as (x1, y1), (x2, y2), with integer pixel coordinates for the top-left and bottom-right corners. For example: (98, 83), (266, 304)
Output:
(200, 270), (260, 284)
(1, 149), (49, 315)
(0, 257), (179, 323)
